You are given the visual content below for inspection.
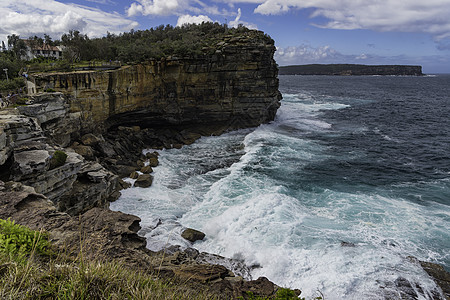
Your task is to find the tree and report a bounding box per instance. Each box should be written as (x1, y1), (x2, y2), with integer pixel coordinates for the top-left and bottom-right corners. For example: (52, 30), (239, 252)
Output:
(44, 34), (53, 46)
(7, 34), (27, 59)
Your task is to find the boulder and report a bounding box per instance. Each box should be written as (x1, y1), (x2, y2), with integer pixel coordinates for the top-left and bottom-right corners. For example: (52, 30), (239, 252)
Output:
(111, 164), (138, 178)
(420, 261), (450, 299)
(71, 144), (95, 160)
(87, 170), (108, 183)
(133, 174), (153, 188)
(148, 157), (159, 167)
(136, 160), (145, 168)
(145, 151), (159, 159)
(140, 165), (153, 174)
(81, 133), (103, 147)
(97, 141), (117, 157)
(129, 171), (139, 179)
(181, 228), (206, 243)
(12, 149), (50, 179)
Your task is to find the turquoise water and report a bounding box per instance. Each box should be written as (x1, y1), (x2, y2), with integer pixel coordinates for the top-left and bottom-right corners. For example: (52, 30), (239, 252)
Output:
(111, 75), (450, 299)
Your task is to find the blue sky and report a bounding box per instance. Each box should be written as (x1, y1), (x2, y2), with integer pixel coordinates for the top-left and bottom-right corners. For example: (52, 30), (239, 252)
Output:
(1, 0), (450, 73)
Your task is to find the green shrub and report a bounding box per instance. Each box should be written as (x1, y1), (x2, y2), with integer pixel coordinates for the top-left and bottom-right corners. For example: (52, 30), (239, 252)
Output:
(14, 97), (28, 105)
(275, 288), (299, 299)
(239, 289), (300, 300)
(0, 218), (51, 261)
(49, 150), (67, 169)
(0, 77), (25, 93)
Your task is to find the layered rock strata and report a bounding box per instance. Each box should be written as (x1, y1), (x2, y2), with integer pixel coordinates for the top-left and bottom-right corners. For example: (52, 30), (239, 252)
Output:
(34, 34), (281, 135)
(0, 108), (120, 215)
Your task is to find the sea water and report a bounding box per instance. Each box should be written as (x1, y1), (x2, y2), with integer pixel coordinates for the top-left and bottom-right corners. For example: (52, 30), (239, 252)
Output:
(111, 75), (450, 299)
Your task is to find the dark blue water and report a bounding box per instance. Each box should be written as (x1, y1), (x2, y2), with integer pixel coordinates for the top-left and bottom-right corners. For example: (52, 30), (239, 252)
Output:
(287, 75), (450, 191)
(112, 75), (450, 299)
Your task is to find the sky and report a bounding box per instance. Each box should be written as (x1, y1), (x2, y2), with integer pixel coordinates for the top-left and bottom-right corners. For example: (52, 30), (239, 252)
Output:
(1, 0), (450, 73)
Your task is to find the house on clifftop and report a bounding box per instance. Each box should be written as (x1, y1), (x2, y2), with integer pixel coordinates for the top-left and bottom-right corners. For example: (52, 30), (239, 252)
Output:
(22, 40), (64, 60)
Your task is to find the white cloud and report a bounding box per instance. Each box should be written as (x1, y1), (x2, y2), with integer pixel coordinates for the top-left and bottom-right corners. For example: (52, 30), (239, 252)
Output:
(275, 44), (341, 65)
(229, 8), (258, 29)
(0, 0), (137, 43)
(127, 0), (234, 18)
(251, 0), (450, 41)
(85, 0), (116, 4)
(274, 44), (450, 72)
(127, 0), (183, 16)
(176, 14), (213, 27)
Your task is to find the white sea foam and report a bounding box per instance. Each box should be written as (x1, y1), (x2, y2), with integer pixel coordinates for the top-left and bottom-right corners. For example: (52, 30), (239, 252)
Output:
(111, 91), (448, 299)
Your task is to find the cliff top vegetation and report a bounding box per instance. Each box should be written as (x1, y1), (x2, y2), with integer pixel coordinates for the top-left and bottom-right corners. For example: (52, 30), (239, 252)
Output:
(59, 22), (274, 63)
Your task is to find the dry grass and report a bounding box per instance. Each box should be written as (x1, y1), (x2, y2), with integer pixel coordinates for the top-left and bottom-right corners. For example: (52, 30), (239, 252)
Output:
(0, 218), (218, 300)
(0, 252), (219, 300)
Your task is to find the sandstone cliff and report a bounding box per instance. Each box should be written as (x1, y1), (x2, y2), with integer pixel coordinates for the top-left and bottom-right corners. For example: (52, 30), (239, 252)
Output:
(35, 33), (281, 136)
(1, 31), (281, 215)
(0, 31), (288, 298)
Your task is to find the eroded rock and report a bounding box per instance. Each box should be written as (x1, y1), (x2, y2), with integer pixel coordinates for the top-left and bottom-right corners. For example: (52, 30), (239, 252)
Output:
(133, 174), (153, 188)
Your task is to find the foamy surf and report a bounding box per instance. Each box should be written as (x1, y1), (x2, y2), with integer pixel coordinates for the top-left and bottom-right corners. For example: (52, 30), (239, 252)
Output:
(111, 76), (449, 299)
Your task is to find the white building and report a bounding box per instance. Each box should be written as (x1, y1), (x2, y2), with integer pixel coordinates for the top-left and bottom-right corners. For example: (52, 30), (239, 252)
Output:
(23, 41), (64, 60)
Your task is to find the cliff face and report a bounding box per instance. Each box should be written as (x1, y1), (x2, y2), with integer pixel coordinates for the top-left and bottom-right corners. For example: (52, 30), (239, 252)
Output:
(1, 32), (281, 215)
(35, 35), (281, 135)
(0, 107), (120, 215)
(279, 64), (423, 76)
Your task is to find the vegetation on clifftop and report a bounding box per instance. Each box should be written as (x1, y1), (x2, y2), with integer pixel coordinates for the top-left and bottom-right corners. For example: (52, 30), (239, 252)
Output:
(59, 23), (273, 64)
(1, 23), (273, 92)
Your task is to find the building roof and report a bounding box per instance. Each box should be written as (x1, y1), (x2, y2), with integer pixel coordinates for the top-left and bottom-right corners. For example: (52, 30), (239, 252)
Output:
(23, 40), (61, 51)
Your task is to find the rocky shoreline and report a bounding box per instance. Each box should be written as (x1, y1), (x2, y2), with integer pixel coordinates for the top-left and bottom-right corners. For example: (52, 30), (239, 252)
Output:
(0, 98), (292, 299)
(0, 31), (292, 298)
(1, 30), (449, 298)
(2, 92), (449, 299)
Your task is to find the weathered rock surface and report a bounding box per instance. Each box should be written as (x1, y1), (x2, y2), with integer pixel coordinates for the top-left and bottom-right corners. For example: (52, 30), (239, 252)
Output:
(35, 32), (281, 136)
(17, 93), (82, 147)
(140, 165), (153, 174)
(0, 109), (120, 215)
(420, 261), (450, 299)
(57, 161), (120, 215)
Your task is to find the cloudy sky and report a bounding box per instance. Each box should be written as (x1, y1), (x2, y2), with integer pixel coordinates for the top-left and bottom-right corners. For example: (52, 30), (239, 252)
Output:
(1, 0), (450, 73)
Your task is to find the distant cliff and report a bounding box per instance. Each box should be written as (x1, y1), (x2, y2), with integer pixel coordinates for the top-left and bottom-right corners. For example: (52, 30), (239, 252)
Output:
(34, 32), (281, 136)
(279, 64), (423, 76)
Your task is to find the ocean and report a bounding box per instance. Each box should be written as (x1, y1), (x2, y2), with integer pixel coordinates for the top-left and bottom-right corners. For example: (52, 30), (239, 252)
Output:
(110, 74), (450, 299)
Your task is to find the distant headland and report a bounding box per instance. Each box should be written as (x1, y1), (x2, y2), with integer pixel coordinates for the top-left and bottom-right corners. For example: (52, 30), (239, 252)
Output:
(279, 64), (423, 76)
